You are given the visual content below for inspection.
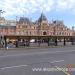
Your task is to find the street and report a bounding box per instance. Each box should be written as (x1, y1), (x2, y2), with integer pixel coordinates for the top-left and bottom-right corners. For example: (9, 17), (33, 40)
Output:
(0, 46), (75, 75)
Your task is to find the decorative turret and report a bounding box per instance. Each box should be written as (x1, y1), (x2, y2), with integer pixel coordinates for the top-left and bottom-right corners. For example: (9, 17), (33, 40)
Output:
(38, 13), (48, 23)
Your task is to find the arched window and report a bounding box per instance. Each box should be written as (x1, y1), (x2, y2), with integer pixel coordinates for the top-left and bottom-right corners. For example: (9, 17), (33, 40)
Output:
(43, 32), (47, 35)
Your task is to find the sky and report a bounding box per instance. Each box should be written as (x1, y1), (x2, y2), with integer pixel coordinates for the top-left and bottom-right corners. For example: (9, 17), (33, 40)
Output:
(0, 0), (75, 28)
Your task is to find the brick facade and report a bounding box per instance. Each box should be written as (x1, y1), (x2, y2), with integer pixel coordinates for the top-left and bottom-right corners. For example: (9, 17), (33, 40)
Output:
(0, 14), (74, 36)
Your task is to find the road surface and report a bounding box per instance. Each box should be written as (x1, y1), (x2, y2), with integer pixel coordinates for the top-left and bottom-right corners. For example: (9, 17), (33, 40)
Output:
(0, 46), (75, 75)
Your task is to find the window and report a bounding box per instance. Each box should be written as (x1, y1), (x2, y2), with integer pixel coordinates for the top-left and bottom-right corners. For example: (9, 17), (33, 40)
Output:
(26, 31), (28, 35)
(23, 26), (27, 28)
(62, 32), (64, 35)
(30, 32), (31, 35)
(43, 32), (47, 35)
(20, 25), (22, 28)
(34, 27), (35, 29)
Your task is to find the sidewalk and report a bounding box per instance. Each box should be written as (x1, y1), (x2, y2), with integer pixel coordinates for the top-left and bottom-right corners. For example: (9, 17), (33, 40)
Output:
(0, 45), (75, 51)
(0, 45), (75, 56)
(0, 45), (63, 50)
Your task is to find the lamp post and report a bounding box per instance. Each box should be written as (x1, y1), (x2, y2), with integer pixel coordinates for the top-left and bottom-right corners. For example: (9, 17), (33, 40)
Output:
(0, 10), (5, 48)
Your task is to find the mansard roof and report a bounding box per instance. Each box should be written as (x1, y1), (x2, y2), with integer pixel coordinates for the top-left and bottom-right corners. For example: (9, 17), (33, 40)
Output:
(0, 25), (16, 29)
(18, 17), (31, 24)
(53, 20), (64, 25)
(0, 17), (5, 21)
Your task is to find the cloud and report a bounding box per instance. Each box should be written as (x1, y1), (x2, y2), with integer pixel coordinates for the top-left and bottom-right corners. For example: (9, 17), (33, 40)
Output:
(56, 0), (75, 11)
(0, 0), (55, 18)
(0, 0), (75, 19)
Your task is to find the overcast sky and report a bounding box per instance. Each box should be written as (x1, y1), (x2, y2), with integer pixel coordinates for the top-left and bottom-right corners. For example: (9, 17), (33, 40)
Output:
(0, 0), (75, 28)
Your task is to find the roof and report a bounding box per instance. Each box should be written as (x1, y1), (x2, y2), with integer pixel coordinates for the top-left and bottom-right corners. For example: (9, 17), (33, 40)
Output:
(0, 17), (5, 21)
(37, 13), (47, 23)
(18, 17), (31, 24)
(0, 25), (16, 29)
(53, 20), (64, 25)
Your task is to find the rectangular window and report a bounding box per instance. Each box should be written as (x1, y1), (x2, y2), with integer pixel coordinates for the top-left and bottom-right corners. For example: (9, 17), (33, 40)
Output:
(34, 27), (35, 29)
(30, 32), (31, 35)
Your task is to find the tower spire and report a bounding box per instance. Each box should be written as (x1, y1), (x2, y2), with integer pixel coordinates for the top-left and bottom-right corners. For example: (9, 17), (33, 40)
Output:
(38, 12), (47, 23)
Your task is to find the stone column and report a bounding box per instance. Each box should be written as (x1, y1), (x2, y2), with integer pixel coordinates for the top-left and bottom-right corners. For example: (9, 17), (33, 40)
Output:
(63, 37), (66, 46)
(71, 37), (74, 45)
(38, 37), (41, 47)
(55, 37), (57, 46)
(28, 39), (30, 47)
(26, 38), (30, 47)
(47, 38), (50, 46)
(16, 40), (18, 48)
(4, 36), (7, 48)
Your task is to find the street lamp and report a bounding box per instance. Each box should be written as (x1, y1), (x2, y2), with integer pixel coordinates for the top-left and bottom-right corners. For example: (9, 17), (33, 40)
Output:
(0, 10), (5, 49)
(0, 10), (4, 48)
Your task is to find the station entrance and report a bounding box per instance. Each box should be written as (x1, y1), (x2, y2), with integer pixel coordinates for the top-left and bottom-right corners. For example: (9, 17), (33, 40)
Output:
(1, 35), (74, 48)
